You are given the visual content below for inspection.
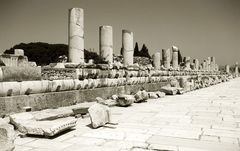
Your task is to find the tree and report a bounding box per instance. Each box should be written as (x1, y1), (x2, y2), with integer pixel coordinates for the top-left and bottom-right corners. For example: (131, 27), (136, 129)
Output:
(140, 44), (151, 58)
(4, 42), (106, 65)
(134, 42), (139, 56)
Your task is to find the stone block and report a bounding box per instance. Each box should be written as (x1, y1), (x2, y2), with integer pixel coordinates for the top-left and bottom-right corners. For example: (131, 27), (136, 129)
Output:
(117, 95), (135, 107)
(134, 90), (149, 102)
(159, 86), (178, 95)
(88, 103), (111, 128)
(0, 118), (15, 151)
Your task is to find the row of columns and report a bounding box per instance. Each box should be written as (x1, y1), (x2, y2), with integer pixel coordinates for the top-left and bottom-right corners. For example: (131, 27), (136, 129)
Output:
(69, 8), (134, 66)
(69, 8), (236, 74)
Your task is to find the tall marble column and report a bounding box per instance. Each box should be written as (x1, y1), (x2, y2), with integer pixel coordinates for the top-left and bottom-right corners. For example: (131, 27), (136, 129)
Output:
(99, 26), (113, 64)
(68, 8), (84, 63)
(185, 56), (191, 69)
(172, 46), (178, 70)
(193, 59), (199, 70)
(203, 60), (207, 71)
(225, 65), (230, 73)
(162, 49), (171, 69)
(210, 56), (216, 71)
(235, 62), (239, 77)
(207, 57), (211, 71)
(122, 30), (134, 66)
(152, 52), (161, 70)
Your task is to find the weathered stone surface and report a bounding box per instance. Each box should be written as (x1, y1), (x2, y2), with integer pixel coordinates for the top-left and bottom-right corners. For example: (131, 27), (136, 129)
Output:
(0, 118), (15, 151)
(134, 90), (149, 103)
(117, 95), (135, 106)
(88, 103), (111, 128)
(10, 112), (77, 137)
(148, 92), (158, 99)
(160, 86), (178, 95)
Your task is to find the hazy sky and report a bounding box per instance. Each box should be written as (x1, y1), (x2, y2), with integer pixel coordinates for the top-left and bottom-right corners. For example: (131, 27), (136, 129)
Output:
(0, 0), (239, 65)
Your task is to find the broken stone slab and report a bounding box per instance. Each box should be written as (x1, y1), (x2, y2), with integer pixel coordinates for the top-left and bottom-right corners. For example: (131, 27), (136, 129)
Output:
(148, 92), (158, 99)
(155, 91), (166, 98)
(117, 95), (135, 107)
(159, 86), (178, 95)
(134, 90), (149, 103)
(31, 107), (74, 121)
(0, 118), (15, 151)
(72, 107), (89, 115)
(88, 103), (111, 128)
(10, 112), (77, 137)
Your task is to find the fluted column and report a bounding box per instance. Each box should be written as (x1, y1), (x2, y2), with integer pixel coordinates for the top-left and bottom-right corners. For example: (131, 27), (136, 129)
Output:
(68, 8), (84, 63)
(99, 26), (113, 64)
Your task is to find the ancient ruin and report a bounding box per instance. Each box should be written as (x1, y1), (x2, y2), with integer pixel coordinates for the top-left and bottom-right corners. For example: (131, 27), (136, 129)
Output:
(0, 7), (239, 151)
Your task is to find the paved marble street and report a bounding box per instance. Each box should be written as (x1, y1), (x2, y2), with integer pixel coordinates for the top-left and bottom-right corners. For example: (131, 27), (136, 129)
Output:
(14, 78), (240, 151)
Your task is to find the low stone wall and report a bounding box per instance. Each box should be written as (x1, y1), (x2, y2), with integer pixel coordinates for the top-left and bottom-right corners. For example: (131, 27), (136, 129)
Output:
(0, 82), (168, 116)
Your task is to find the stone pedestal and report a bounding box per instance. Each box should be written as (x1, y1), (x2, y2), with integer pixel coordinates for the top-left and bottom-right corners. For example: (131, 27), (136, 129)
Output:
(122, 30), (134, 66)
(153, 52), (161, 70)
(225, 65), (230, 73)
(68, 8), (84, 63)
(210, 56), (215, 71)
(162, 49), (170, 69)
(99, 26), (113, 64)
(172, 46), (178, 69)
(185, 56), (191, 69)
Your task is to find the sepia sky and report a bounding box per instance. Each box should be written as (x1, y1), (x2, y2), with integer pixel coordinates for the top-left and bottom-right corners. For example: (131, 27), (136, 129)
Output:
(0, 0), (239, 65)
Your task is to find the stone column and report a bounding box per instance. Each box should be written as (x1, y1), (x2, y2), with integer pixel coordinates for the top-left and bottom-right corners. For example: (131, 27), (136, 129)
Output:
(203, 60), (207, 71)
(99, 26), (113, 64)
(193, 59), (199, 70)
(68, 8), (84, 63)
(122, 30), (134, 66)
(210, 56), (215, 71)
(235, 62), (239, 77)
(162, 49), (171, 69)
(185, 56), (191, 69)
(172, 46), (178, 70)
(207, 57), (211, 71)
(225, 65), (230, 73)
(152, 52), (161, 70)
